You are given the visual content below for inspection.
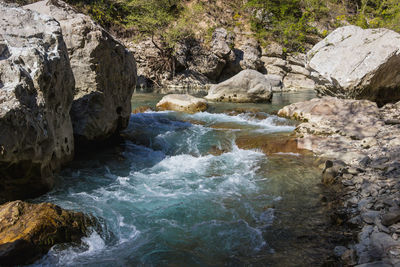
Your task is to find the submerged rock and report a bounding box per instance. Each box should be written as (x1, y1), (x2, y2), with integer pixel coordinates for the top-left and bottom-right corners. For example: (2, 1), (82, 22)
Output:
(308, 25), (400, 105)
(156, 94), (208, 113)
(25, 0), (137, 144)
(205, 70), (273, 103)
(0, 201), (96, 265)
(0, 4), (74, 201)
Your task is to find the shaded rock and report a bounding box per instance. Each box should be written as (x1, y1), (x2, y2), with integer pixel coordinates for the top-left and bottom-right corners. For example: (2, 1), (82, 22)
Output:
(25, 0), (137, 143)
(361, 210), (380, 224)
(260, 56), (287, 68)
(0, 201), (96, 265)
(211, 28), (234, 58)
(382, 210), (400, 226)
(283, 73), (316, 91)
(308, 25), (400, 105)
(264, 74), (283, 91)
(287, 53), (307, 67)
(156, 94), (208, 113)
(239, 38), (262, 70)
(0, 4), (74, 201)
(289, 65), (311, 76)
(205, 70), (273, 103)
(265, 64), (287, 76)
(278, 97), (383, 139)
(322, 160), (346, 185)
(261, 42), (284, 58)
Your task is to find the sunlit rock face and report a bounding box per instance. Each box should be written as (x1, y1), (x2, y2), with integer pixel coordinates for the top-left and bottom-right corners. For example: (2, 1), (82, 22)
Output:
(0, 201), (96, 265)
(0, 3), (75, 201)
(308, 25), (400, 106)
(206, 70), (273, 103)
(26, 0), (137, 144)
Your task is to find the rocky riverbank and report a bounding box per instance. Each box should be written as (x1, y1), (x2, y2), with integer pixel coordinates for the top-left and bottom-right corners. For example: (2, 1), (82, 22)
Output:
(0, 0), (136, 262)
(278, 97), (400, 265)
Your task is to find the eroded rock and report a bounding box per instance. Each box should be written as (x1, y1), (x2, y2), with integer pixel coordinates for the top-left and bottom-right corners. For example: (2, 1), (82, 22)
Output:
(25, 0), (137, 143)
(0, 3), (74, 201)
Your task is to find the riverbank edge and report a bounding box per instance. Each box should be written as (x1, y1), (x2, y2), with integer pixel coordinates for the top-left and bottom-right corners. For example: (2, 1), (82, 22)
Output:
(278, 97), (400, 266)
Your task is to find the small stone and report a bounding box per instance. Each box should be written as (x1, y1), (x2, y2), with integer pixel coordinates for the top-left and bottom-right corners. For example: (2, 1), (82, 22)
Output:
(347, 167), (361, 175)
(382, 210), (400, 226)
(342, 173), (353, 180)
(334, 246), (347, 257)
(341, 249), (356, 266)
(359, 156), (371, 166)
(343, 179), (355, 186)
(361, 210), (380, 224)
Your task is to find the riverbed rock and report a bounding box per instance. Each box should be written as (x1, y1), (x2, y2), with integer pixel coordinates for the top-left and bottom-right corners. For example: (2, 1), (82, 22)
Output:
(0, 4), (75, 201)
(156, 94), (208, 113)
(283, 73), (316, 91)
(278, 96), (383, 139)
(0, 201), (96, 265)
(382, 210), (400, 226)
(25, 0), (137, 143)
(205, 70), (273, 103)
(307, 25), (400, 105)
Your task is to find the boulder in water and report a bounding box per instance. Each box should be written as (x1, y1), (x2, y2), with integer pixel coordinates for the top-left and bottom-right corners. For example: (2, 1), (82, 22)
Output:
(25, 0), (137, 143)
(0, 3), (74, 201)
(156, 94), (208, 113)
(307, 25), (400, 106)
(205, 70), (273, 103)
(0, 201), (96, 265)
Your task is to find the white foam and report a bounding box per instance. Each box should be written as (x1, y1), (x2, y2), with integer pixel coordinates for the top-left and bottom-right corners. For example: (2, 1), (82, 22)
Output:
(182, 112), (295, 132)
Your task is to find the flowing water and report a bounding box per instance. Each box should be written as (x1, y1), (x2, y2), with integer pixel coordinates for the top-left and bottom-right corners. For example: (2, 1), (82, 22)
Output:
(31, 90), (340, 266)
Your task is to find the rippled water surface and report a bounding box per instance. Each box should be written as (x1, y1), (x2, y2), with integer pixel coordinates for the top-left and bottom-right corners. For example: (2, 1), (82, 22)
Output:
(31, 91), (339, 266)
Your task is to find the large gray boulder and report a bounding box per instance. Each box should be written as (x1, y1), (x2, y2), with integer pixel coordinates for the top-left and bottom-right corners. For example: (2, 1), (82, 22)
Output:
(308, 26), (400, 105)
(0, 4), (75, 201)
(205, 70), (273, 102)
(25, 0), (137, 143)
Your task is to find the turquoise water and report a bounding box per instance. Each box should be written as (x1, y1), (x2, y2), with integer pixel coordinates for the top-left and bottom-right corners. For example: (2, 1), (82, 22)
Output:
(31, 91), (338, 266)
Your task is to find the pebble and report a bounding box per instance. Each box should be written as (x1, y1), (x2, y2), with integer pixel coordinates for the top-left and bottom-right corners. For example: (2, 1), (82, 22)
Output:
(382, 210), (400, 226)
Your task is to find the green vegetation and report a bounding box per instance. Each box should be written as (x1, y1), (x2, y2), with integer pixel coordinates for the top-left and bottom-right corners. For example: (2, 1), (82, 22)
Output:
(61, 0), (400, 53)
(350, 0), (400, 32)
(246, 0), (331, 52)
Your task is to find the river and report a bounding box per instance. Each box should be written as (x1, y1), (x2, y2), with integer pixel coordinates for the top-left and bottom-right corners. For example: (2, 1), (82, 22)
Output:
(30, 90), (341, 266)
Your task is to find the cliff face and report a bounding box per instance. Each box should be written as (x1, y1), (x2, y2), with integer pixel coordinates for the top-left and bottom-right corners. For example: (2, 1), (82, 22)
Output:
(25, 0), (137, 144)
(0, 1), (137, 201)
(0, 3), (75, 201)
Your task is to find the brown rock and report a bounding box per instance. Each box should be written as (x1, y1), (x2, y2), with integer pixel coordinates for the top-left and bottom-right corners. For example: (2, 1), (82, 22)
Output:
(0, 201), (96, 265)
(235, 133), (310, 156)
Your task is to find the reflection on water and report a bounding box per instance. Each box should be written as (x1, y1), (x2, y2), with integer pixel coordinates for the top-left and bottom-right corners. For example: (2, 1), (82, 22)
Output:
(30, 91), (341, 266)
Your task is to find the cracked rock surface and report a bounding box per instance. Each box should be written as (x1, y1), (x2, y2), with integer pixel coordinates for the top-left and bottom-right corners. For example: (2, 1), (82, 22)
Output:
(307, 26), (400, 106)
(0, 3), (75, 201)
